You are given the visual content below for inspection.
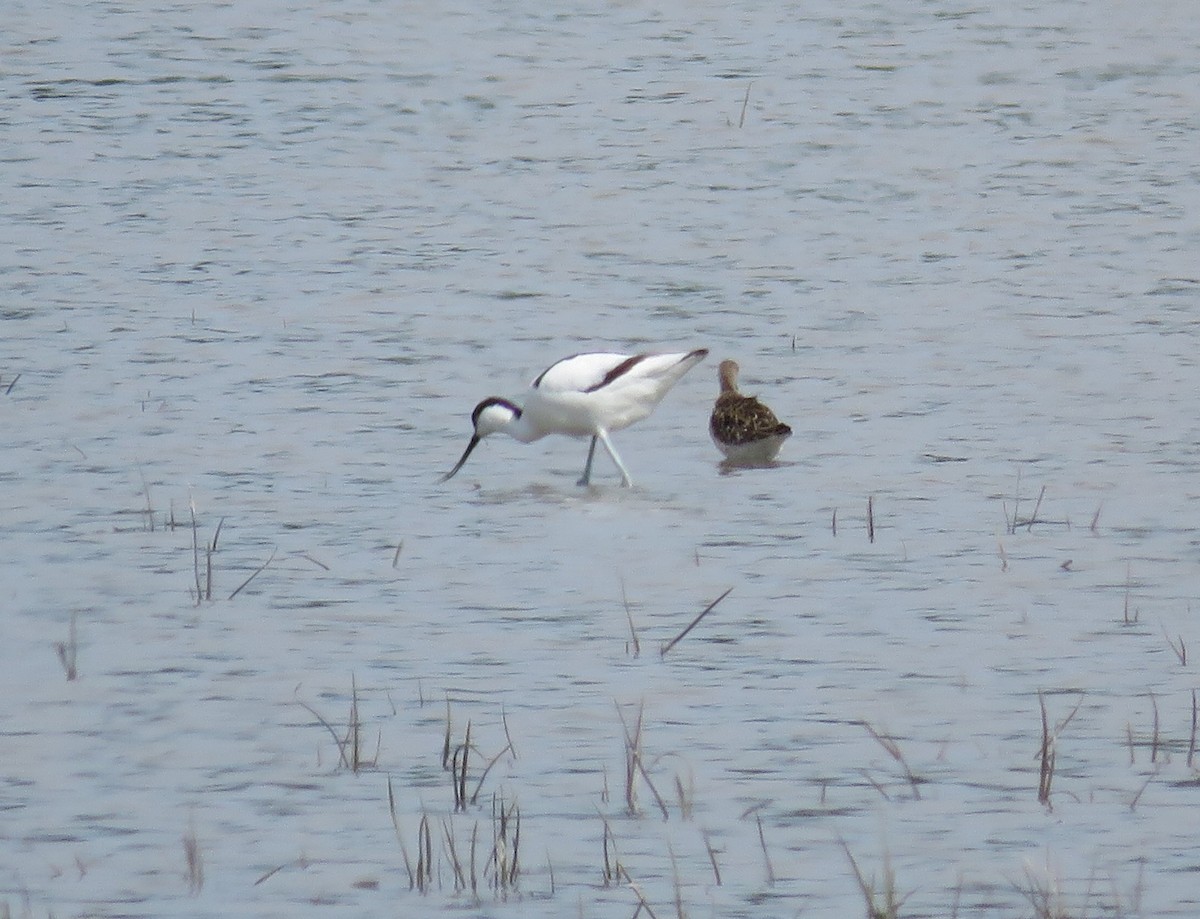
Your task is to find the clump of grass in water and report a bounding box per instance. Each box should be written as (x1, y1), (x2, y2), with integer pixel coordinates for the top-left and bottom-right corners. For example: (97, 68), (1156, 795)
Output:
(486, 791), (520, 897)
(442, 701), (517, 809)
(841, 839), (907, 919)
(615, 700), (668, 819)
(189, 507), (223, 604)
(1037, 691), (1082, 810)
(297, 675), (378, 772)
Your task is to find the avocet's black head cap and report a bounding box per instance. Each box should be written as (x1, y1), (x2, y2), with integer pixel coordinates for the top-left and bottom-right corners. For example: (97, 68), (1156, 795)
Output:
(439, 398), (522, 483)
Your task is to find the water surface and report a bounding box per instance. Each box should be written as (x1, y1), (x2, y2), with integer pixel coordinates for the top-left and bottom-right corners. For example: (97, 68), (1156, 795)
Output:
(3, 1), (1200, 916)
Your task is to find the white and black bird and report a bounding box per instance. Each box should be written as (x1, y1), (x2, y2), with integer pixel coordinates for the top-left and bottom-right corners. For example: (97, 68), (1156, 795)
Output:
(441, 349), (708, 487)
(708, 359), (791, 465)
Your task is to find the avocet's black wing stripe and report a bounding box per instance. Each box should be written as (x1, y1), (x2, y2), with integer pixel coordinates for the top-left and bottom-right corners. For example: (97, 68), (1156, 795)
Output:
(583, 354), (649, 393)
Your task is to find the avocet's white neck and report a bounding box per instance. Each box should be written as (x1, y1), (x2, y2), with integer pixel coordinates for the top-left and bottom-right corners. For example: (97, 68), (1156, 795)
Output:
(474, 398), (543, 444)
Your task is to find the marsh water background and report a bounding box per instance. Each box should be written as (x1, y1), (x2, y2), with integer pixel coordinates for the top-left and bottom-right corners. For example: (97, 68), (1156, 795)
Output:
(3, 1), (1200, 916)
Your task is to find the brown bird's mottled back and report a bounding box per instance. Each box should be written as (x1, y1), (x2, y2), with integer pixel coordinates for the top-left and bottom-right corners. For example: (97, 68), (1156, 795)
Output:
(709, 360), (791, 464)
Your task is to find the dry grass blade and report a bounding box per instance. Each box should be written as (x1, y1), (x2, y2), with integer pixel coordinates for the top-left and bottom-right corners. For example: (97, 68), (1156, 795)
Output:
(204, 516), (225, 601)
(660, 587), (733, 657)
(501, 708), (518, 760)
(296, 678), (375, 772)
(615, 701), (669, 819)
(1163, 627), (1187, 665)
(1188, 689), (1197, 769)
(1037, 690), (1055, 806)
(622, 869), (661, 919)
(701, 828), (721, 886)
(182, 823), (204, 895)
(459, 721), (471, 811)
(135, 462), (155, 532)
(1149, 691), (1161, 763)
(471, 737), (514, 805)
(668, 844), (685, 919)
(228, 547), (277, 600)
(190, 500), (201, 601)
(253, 855), (313, 886)
(1128, 773), (1154, 811)
(1026, 485), (1046, 531)
(756, 816), (775, 886)
(863, 722), (921, 799)
(416, 813), (433, 893)
(442, 817), (466, 891)
(387, 776), (416, 889)
(598, 811), (622, 886)
(738, 82), (751, 128)
(621, 578), (641, 657)
(1037, 691), (1082, 808)
(55, 611), (78, 681)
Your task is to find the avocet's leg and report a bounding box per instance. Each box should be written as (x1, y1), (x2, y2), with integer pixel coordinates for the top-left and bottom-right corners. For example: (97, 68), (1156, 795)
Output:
(596, 429), (633, 487)
(577, 435), (598, 486)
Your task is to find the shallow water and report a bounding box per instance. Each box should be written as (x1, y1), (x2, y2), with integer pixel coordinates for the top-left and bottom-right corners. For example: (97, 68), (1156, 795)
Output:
(3, 0), (1200, 916)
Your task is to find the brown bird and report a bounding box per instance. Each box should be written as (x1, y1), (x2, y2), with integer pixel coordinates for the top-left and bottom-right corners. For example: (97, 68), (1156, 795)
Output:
(709, 359), (792, 465)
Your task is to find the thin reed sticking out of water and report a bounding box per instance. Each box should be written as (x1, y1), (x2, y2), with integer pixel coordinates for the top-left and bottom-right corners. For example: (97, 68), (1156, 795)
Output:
(1150, 692), (1161, 764)
(228, 545), (276, 600)
(615, 700), (669, 819)
(756, 816), (775, 886)
(1164, 628), (1187, 665)
(471, 737), (514, 806)
(1188, 690), (1198, 769)
(620, 578), (641, 657)
(182, 821), (204, 896)
(598, 811), (622, 887)
(660, 587), (733, 657)
(387, 777), (416, 890)
(442, 816), (467, 892)
(701, 828), (721, 886)
(862, 722), (922, 800)
(668, 844), (686, 919)
(55, 611), (78, 681)
(138, 462), (155, 532)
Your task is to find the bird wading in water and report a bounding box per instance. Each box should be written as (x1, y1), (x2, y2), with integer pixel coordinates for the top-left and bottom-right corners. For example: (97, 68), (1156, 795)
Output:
(441, 348), (709, 487)
(708, 359), (791, 465)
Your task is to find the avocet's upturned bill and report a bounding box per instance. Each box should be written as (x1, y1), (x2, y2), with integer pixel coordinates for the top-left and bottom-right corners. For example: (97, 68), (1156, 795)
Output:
(441, 349), (709, 487)
(709, 359), (792, 465)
